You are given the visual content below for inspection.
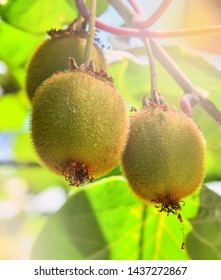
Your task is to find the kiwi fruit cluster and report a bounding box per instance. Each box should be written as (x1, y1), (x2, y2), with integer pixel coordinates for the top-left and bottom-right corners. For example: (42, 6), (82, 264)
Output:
(121, 101), (205, 213)
(27, 21), (205, 199)
(27, 23), (129, 186)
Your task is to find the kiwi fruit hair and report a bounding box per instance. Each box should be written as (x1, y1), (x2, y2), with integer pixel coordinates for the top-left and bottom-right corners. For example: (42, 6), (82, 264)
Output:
(121, 103), (205, 208)
(26, 31), (107, 102)
(31, 63), (129, 186)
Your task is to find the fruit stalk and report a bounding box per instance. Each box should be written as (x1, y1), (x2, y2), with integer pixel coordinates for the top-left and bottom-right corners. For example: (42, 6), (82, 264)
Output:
(84, 0), (97, 63)
(143, 38), (157, 102)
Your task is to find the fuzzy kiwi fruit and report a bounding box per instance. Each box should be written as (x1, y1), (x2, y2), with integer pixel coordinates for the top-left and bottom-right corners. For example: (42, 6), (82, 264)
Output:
(31, 61), (129, 186)
(121, 103), (205, 212)
(26, 29), (107, 102)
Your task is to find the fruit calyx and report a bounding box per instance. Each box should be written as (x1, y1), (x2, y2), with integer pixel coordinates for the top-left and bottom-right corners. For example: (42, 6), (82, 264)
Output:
(152, 196), (186, 250)
(152, 195), (184, 215)
(143, 90), (166, 106)
(62, 161), (94, 187)
(130, 91), (171, 113)
(69, 57), (113, 84)
(47, 18), (87, 39)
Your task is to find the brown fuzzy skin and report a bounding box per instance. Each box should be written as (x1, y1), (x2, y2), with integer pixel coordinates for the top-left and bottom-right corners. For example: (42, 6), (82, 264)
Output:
(26, 33), (107, 102)
(121, 105), (205, 205)
(31, 70), (129, 182)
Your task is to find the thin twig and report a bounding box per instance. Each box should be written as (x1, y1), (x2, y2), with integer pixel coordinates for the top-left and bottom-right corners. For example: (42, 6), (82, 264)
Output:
(143, 39), (157, 100)
(84, 0), (97, 63)
(129, 1), (159, 103)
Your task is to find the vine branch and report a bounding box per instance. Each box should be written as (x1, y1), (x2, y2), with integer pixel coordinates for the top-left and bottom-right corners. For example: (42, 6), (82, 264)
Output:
(76, 0), (221, 38)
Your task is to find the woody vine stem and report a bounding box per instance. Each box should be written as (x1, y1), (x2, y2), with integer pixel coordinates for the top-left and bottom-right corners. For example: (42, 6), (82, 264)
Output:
(75, 0), (221, 125)
(76, 0), (221, 38)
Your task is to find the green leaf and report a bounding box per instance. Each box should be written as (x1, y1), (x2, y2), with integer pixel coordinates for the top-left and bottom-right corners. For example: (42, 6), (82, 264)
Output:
(85, 0), (108, 17)
(0, 1), (108, 35)
(186, 186), (221, 259)
(0, 0), (77, 34)
(0, 20), (42, 71)
(31, 176), (199, 260)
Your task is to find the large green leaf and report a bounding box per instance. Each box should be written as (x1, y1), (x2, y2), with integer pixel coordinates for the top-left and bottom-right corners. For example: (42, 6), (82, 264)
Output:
(31, 176), (199, 260)
(186, 186), (221, 260)
(85, 0), (108, 17)
(0, 0), (108, 34)
(0, 0), (76, 34)
(0, 20), (41, 68)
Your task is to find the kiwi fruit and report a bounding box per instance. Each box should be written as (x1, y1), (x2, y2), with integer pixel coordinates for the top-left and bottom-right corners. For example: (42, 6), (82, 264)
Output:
(121, 102), (205, 212)
(26, 28), (107, 102)
(31, 61), (129, 186)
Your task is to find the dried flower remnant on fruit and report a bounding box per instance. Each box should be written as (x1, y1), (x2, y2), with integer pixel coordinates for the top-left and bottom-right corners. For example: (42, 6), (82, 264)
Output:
(63, 162), (94, 187)
(47, 19), (87, 38)
(153, 196), (186, 249)
(153, 196), (182, 216)
(152, 196), (186, 249)
(69, 58), (113, 84)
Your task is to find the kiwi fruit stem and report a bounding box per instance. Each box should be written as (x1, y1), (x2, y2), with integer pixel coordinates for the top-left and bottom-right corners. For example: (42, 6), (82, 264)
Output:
(84, 0), (97, 63)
